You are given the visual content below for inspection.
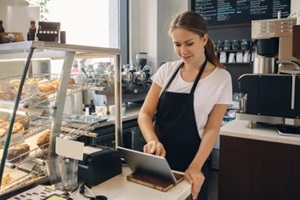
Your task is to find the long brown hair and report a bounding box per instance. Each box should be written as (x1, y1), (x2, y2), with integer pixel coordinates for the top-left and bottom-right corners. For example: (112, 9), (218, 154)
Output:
(169, 11), (224, 68)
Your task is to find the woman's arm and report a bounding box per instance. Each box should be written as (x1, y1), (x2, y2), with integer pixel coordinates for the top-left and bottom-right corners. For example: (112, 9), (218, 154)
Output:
(185, 104), (228, 199)
(138, 83), (166, 156)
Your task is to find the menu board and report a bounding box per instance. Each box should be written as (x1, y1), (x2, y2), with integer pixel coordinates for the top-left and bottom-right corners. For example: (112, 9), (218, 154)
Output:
(191, 0), (291, 28)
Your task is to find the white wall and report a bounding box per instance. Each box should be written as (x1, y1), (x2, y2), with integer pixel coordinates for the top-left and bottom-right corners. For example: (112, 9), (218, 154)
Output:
(291, 0), (300, 17)
(129, 0), (189, 73)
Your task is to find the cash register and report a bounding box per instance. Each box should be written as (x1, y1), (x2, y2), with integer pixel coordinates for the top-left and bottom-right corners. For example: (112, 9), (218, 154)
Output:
(78, 145), (122, 188)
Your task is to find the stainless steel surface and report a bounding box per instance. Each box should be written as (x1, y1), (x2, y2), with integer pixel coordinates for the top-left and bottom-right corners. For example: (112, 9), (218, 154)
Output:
(277, 60), (300, 72)
(280, 70), (300, 110)
(236, 113), (300, 127)
(115, 54), (122, 148)
(0, 41), (121, 60)
(253, 56), (276, 74)
(49, 51), (75, 157)
(252, 18), (299, 63)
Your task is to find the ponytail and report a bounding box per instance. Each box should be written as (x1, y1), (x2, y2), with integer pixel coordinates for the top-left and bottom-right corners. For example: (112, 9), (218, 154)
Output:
(205, 38), (224, 68)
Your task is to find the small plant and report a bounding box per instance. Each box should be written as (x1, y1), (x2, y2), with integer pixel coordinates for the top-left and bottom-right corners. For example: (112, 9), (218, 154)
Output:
(28, 0), (50, 21)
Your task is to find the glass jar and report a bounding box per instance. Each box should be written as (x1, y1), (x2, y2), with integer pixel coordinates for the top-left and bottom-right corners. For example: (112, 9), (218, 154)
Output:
(216, 40), (224, 51)
(224, 40), (232, 50)
(232, 40), (240, 50)
(241, 39), (249, 50)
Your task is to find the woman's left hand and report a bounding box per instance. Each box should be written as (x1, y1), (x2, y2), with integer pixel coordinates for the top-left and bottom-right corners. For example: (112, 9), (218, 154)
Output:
(185, 166), (205, 200)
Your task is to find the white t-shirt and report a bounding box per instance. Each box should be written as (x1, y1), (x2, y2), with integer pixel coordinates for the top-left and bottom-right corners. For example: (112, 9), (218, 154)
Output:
(152, 60), (233, 138)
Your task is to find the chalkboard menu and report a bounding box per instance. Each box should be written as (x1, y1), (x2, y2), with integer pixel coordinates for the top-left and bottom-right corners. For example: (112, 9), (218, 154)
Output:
(191, 0), (291, 29)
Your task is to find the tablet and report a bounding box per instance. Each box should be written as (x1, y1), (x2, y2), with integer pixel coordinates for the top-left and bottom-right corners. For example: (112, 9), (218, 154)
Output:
(117, 146), (178, 184)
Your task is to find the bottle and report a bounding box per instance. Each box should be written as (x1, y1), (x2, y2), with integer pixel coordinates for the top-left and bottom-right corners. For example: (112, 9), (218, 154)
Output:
(0, 20), (5, 32)
(89, 99), (96, 115)
(0, 20), (5, 44)
(27, 20), (37, 41)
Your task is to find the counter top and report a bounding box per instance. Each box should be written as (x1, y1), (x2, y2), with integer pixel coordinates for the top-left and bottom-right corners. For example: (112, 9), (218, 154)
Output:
(71, 166), (191, 200)
(220, 120), (300, 146)
(96, 103), (142, 128)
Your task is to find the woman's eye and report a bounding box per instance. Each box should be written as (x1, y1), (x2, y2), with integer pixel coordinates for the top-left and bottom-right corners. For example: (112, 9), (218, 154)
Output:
(186, 43), (194, 46)
(175, 44), (181, 47)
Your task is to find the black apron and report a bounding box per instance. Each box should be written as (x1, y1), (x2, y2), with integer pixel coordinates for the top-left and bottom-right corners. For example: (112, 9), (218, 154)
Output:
(154, 59), (209, 200)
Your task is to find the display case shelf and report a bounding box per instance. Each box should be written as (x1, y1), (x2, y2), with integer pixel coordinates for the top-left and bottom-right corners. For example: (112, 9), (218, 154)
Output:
(0, 41), (122, 197)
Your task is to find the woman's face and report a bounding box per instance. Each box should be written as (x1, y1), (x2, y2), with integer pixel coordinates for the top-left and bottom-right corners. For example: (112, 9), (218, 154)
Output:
(170, 28), (207, 66)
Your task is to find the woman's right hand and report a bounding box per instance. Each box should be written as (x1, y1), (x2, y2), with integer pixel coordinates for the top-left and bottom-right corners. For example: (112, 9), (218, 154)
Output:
(143, 140), (166, 157)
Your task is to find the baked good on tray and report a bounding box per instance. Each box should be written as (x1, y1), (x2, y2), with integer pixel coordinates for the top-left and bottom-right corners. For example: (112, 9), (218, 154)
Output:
(0, 128), (7, 137)
(0, 91), (16, 100)
(1, 173), (11, 187)
(36, 129), (50, 149)
(6, 143), (30, 163)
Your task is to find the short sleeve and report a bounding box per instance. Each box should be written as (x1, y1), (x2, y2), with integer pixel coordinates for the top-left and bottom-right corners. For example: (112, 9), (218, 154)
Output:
(216, 71), (233, 105)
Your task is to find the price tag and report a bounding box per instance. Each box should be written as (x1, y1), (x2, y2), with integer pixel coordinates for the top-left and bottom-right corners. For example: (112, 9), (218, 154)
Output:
(1, 82), (16, 91)
(24, 84), (39, 94)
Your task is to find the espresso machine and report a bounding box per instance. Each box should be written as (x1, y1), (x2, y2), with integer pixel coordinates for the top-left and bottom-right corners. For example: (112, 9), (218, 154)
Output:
(237, 18), (300, 128)
(79, 52), (152, 109)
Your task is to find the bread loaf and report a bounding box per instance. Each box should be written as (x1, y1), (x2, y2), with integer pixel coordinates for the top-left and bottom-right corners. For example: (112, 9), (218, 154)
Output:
(7, 143), (30, 162)
(36, 130), (50, 149)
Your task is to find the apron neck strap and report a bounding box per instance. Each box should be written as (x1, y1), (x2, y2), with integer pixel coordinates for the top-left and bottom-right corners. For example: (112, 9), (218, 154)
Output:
(190, 58), (207, 94)
(164, 62), (183, 91)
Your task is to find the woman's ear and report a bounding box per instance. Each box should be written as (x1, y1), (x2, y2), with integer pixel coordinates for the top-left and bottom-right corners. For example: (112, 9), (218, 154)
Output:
(202, 34), (209, 46)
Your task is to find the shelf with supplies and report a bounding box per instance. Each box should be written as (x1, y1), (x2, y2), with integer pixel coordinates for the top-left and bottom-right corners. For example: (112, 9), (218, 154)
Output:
(217, 49), (252, 65)
(0, 41), (122, 198)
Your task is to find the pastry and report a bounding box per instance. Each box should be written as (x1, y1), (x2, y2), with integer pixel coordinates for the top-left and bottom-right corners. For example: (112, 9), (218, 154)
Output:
(36, 130), (50, 149)
(0, 121), (9, 128)
(0, 91), (16, 100)
(38, 83), (56, 93)
(52, 79), (60, 89)
(9, 79), (21, 85)
(15, 116), (30, 129)
(51, 78), (75, 90)
(5, 122), (24, 133)
(25, 77), (40, 84)
(7, 143), (30, 162)
(0, 128), (7, 137)
(68, 77), (75, 85)
(1, 173), (11, 187)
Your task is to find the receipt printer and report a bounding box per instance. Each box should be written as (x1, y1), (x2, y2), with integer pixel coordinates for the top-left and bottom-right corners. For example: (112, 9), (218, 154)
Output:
(78, 146), (122, 188)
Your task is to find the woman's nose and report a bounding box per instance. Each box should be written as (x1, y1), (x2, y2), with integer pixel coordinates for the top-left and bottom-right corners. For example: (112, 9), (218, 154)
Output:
(180, 46), (188, 54)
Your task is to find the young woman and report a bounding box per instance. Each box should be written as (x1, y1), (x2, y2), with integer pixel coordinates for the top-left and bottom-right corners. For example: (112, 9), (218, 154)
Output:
(138, 11), (232, 200)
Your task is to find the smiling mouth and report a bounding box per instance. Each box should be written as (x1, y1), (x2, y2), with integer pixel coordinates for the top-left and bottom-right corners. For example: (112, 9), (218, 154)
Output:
(182, 56), (191, 60)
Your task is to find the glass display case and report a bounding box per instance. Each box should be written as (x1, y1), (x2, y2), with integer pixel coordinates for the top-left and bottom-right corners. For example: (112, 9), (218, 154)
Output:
(0, 41), (122, 197)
